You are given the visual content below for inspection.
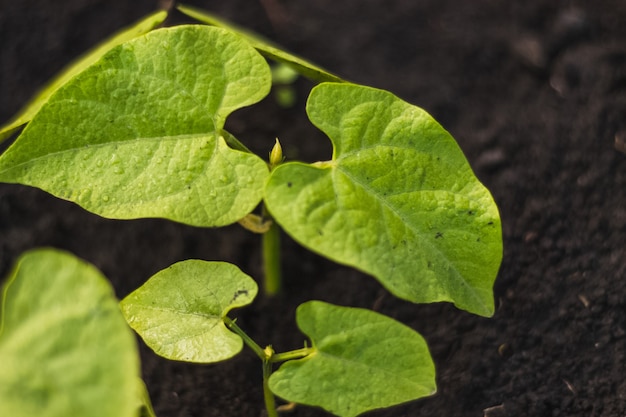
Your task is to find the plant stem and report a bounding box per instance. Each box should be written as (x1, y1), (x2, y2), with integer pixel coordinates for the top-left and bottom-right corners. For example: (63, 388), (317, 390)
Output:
(263, 138), (284, 296)
(224, 316), (279, 416)
(223, 317), (266, 360)
(262, 218), (281, 295)
(260, 346), (312, 416)
(270, 346), (314, 363)
(262, 354), (278, 417)
(225, 315), (312, 416)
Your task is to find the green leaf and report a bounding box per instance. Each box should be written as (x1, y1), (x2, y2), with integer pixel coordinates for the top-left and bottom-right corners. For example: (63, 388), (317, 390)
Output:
(177, 4), (343, 83)
(265, 83), (502, 316)
(0, 25), (271, 227)
(269, 301), (436, 417)
(135, 378), (157, 417)
(120, 260), (258, 363)
(0, 10), (168, 142)
(0, 249), (139, 417)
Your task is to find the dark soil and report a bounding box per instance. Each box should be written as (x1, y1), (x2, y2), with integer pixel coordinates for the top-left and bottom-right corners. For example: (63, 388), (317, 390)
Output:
(2, 1), (626, 416)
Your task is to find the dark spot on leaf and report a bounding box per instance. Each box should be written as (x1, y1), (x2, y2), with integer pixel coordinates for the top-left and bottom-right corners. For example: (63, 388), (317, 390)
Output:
(318, 230), (323, 236)
(427, 261), (432, 268)
(287, 182), (292, 188)
(232, 289), (249, 302)
(487, 221), (494, 226)
(435, 232), (443, 239)
(468, 210), (474, 215)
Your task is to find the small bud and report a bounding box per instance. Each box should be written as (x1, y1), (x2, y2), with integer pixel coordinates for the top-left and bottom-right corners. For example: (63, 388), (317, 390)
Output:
(264, 345), (275, 360)
(269, 138), (283, 169)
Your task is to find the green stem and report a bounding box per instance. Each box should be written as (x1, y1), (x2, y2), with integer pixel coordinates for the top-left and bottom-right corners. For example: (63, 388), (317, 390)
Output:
(225, 315), (311, 416)
(262, 354), (278, 417)
(262, 219), (282, 295)
(223, 317), (266, 360)
(263, 138), (284, 296)
(261, 346), (312, 415)
(224, 316), (279, 416)
(270, 346), (314, 363)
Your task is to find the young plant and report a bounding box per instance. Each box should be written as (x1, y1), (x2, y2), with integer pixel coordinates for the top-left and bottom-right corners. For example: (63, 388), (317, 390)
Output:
(120, 259), (436, 417)
(0, 5), (502, 417)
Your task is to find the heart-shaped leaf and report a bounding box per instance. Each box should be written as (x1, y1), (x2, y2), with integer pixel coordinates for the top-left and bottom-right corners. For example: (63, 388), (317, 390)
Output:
(0, 25), (270, 227)
(0, 11), (168, 142)
(0, 249), (139, 417)
(120, 260), (258, 363)
(269, 301), (436, 417)
(265, 83), (502, 316)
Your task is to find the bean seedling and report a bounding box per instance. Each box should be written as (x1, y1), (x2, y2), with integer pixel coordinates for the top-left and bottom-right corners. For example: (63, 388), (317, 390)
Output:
(0, 5), (502, 416)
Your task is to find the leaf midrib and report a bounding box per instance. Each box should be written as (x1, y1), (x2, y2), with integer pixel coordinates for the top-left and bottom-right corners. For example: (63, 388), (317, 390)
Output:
(0, 132), (217, 175)
(332, 155), (488, 311)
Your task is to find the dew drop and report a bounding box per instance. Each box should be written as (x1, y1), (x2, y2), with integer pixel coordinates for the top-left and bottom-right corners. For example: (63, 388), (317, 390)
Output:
(102, 195), (110, 202)
(114, 166), (124, 175)
(96, 159), (103, 167)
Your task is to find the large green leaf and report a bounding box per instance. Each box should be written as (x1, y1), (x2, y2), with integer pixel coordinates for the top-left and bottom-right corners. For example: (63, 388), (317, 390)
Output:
(120, 260), (258, 363)
(269, 301), (436, 417)
(0, 25), (271, 227)
(0, 11), (168, 142)
(265, 83), (502, 316)
(0, 249), (139, 417)
(177, 4), (343, 83)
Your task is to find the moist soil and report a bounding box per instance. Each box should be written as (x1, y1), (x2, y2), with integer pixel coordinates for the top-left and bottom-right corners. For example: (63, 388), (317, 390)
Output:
(1, 1), (626, 416)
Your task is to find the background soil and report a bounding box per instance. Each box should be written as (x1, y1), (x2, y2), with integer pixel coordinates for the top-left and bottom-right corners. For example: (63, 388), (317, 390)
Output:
(1, 1), (626, 416)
